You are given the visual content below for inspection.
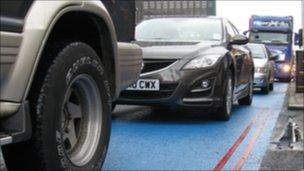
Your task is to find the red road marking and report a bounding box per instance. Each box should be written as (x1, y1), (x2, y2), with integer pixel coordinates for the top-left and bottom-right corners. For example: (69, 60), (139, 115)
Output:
(212, 122), (253, 171)
(232, 109), (270, 171)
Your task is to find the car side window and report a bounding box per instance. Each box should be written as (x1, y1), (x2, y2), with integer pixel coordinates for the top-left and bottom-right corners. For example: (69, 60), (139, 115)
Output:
(226, 22), (236, 40)
(265, 48), (272, 59)
(231, 23), (239, 35)
(227, 23), (235, 36)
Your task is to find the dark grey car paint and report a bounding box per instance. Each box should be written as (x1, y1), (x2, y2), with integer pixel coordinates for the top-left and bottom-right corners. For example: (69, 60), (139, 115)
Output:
(138, 41), (221, 60)
(117, 18), (254, 108)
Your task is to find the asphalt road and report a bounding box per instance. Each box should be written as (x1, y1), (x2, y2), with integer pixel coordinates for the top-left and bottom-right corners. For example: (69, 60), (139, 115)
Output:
(103, 83), (288, 170)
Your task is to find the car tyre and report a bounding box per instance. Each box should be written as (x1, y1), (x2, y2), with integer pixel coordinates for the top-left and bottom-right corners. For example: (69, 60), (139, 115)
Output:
(269, 83), (274, 91)
(3, 42), (111, 171)
(238, 75), (253, 105)
(261, 84), (270, 94)
(112, 103), (117, 112)
(215, 70), (233, 121)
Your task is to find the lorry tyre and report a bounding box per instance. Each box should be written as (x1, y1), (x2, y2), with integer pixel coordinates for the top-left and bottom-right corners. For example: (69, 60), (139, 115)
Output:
(238, 75), (253, 105)
(3, 42), (111, 171)
(215, 70), (233, 121)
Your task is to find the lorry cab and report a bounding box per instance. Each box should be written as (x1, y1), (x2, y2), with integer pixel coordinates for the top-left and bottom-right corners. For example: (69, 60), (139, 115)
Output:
(248, 15), (294, 81)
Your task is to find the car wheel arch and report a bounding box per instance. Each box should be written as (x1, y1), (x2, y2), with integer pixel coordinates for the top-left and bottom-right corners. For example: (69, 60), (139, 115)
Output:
(225, 53), (237, 88)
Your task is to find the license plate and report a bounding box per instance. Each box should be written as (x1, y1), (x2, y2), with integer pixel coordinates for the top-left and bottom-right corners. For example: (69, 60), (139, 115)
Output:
(127, 79), (160, 91)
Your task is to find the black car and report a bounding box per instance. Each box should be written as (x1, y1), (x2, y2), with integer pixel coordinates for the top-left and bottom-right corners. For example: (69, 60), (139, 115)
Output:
(117, 17), (254, 120)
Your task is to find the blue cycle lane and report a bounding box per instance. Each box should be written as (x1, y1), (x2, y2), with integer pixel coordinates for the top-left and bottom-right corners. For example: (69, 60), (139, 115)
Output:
(102, 83), (288, 170)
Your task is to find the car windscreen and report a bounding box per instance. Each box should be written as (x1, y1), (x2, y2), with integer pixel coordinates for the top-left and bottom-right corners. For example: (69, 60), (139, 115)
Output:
(249, 32), (289, 44)
(135, 18), (222, 42)
(247, 44), (266, 59)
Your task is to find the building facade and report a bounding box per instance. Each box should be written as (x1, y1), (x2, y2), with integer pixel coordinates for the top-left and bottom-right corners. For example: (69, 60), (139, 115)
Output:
(136, 0), (216, 24)
(302, 0), (304, 30)
(302, 0), (304, 47)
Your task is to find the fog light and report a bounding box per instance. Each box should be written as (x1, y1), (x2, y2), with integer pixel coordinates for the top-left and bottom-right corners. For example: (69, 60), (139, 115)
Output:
(201, 80), (210, 89)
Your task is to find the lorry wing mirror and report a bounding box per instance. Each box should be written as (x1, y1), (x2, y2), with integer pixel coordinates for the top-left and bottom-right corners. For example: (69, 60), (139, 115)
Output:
(298, 29), (303, 47)
(295, 33), (299, 45)
(295, 29), (303, 46)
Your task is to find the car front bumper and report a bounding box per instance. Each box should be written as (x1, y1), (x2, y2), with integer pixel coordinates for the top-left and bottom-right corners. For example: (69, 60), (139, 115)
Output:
(117, 59), (227, 108)
(254, 73), (268, 88)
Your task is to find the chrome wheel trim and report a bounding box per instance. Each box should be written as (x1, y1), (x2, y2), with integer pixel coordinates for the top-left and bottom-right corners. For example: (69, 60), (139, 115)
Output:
(61, 74), (102, 166)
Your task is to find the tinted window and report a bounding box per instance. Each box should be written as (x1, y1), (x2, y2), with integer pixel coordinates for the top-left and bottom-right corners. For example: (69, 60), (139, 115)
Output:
(247, 44), (266, 59)
(226, 22), (236, 40)
(230, 23), (239, 34)
(136, 18), (222, 42)
(249, 32), (289, 44)
(265, 48), (272, 59)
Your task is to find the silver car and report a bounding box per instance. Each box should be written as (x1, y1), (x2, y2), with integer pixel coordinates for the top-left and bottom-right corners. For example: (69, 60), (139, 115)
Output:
(247, 43), (276, 94)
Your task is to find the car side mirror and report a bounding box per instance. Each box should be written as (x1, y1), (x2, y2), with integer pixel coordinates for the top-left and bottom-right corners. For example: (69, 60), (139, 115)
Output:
(243, 30), (249, 36)
(270, 55), (279, 61)
(230, 34), (249, 45)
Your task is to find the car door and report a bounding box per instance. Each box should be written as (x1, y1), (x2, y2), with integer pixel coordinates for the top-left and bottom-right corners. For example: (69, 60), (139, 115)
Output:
(266, 47), (276, 82)
(226, 22), (247, 93)
(230, 23), (254, 90)
(237, 45), (252, 86)
(231, 24), (253, 86)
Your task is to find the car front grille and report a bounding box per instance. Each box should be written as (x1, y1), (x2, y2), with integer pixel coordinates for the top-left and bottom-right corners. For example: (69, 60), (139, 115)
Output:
(141, 59), (177, 74)
(120, 83), (178, 99)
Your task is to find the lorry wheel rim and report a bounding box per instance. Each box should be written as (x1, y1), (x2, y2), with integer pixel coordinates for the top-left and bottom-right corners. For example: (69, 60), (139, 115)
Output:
(61, 74), (102, 166)
(226, 77), (233, 114)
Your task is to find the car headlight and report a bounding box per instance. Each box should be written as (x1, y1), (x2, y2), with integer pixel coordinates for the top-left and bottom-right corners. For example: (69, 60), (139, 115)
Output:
(182, 54), (222, 70)
(282, 64), (291, 72)
(255, 67), (267, 73)
(278, 54), (286, 61)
